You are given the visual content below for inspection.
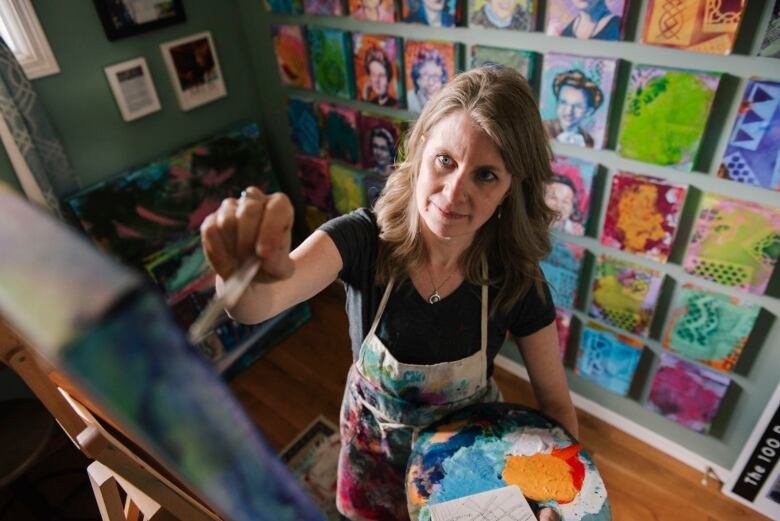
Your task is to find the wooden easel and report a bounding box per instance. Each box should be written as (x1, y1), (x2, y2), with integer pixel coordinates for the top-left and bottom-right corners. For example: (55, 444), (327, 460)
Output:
(0, 320), (222, 521)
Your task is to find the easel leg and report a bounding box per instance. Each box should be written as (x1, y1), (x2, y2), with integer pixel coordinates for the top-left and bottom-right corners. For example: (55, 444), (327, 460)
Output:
(88, 461), (126, 521)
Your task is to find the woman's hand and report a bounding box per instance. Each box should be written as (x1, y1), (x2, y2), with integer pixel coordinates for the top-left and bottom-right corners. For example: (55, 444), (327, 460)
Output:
(538, 507), (559, 521)
(200, 186), (295, 283)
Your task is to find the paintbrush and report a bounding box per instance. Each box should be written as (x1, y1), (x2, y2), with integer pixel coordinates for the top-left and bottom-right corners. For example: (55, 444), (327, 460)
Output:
(187, 256), (262, 345)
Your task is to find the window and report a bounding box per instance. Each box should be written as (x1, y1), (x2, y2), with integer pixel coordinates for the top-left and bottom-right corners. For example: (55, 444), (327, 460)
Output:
(0, 0), (58, 79)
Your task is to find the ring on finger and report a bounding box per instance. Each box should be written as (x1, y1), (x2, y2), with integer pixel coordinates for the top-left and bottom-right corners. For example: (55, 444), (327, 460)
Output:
(240, 189), (264, 201)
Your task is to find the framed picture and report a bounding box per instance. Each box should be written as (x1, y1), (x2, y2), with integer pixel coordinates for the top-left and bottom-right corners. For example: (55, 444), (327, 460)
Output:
(104, 57), (161, 122)
(94, 0), (185, 41)
(723, 382), (780, 519)
(160, 31), (227, 111)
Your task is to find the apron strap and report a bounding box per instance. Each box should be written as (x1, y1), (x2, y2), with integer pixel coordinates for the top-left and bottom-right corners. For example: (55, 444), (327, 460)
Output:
(367, 277), (395, 339)
(481, 257), (488, 355)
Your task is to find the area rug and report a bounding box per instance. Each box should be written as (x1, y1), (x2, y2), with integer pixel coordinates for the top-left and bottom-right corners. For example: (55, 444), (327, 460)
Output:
(281, 415), (343, 520)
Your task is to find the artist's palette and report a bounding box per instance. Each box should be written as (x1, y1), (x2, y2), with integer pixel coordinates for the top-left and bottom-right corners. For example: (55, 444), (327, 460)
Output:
(406, 403), (610, 520)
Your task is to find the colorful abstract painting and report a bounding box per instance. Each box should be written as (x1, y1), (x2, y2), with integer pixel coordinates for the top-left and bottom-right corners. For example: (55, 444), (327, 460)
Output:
(541, 240), (586, 310)
(304, 0), (344, 15)
(0, 189), (323, 521)
(353, 33), (402, 108)
(330, 163), (366, 215)
(66, 122), (279, 267)
(540, 53), (618, 149)
(402, 0), (459, 27)
(407, 404), (611, 520)
(469, 45), (534, 83)
(577, 322), (643, 396)
(296, 155), (335, 217)
(468, 0), (535, 31)
(308, 27), (355, 99)
(589, 255), (663, 336)
(646, 352), (730, 434)
(600, 172), (687, 262)
(349, 0), (395, 22)
(663, 283), (760, 373)
(545, 0), (626, 40)
(642, 0), (747, 55)
(271, 25), (312, 89)
(360, 112), (402, 177)
(287, 97), (320, 156)
(265, 0), (303, 14)
(319, 103), (361, 166)
(555, 307), (573, 361)
(719, 79), (780, 191)
(683, 194), (780, 294)
(617, 65), (720, 171)
(404, 40), (458, 113)
(758, 1), (780, 58)
(545, 155), (597, 236)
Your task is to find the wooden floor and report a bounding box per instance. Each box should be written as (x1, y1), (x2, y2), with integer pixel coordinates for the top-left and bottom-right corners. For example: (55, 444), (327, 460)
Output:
(230, 284), (768, 521)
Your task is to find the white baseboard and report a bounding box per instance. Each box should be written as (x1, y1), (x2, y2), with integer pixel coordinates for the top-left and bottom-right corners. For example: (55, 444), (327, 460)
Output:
(495, 354), (731, 482)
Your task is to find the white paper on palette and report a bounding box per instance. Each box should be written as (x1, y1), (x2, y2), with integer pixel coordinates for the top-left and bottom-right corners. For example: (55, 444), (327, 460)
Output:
(428, 485), (536, 521)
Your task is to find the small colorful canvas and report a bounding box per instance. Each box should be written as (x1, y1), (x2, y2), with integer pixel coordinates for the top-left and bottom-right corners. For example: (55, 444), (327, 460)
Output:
(319, 103), (361, 166)
(545, 0), (626, 40)
(601, 172), (687, 263)
(683, 194), (780, 294)
(577, 322), (643, 396)
(349, 0), (395, 22)
(287, 97), (320, 156)
(589, 255), (663, 336)
(66, 122), (279, 267)
(271, 25), (312, 89)
(402, 0), (459, 27)
(265, 0), (303, 14)
(663, 283), (760, 373)
(304, 0), (344, 15)
(646, 352), (730, 434)
(364, 175), (386, 208)
(540, 53), (618, 149)
(353, 33), (402, 108)
(469, 45), (534, 83)
(468, 0), (535, 31)
(360, 112), (402, 177)
(541, 240), (586, 310)
(330, 163), (367, 215)
(555, 307), (573, 361)
(296, 155), (335, 217)
(308, 27), (355, 99)
(404, 40), (459, 113)
(617, 65), (720, 171)
(642, 0), (747, 55)
(719, 79), (780, 191)
(545, 155), (597, 236)
(758, 1), (780, 58)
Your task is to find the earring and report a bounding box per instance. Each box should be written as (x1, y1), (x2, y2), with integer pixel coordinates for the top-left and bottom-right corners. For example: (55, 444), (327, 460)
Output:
(497, 205), (502, 220)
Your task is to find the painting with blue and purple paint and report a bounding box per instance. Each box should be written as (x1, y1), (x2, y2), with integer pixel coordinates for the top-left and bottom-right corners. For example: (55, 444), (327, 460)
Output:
(719, 79), (780, 191)
(577, 322), (643, 396)
(541, 240), (586, 310)
(287, 97), (321, 156)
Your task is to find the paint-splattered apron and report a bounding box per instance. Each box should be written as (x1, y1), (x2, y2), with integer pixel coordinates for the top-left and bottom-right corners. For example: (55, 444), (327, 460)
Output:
(336, 273), (500, 521)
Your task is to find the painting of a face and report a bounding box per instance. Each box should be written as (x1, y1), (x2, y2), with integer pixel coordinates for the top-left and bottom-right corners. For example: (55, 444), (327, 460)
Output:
(417, 61), (444, 99)
(545, 181), (575, 223)
(423, 0), (445, 12)
(368, 60), (388, 97)
(371, 135), (392, 166)
(556, 85), (592, 131)
(488, 0), (517, 20)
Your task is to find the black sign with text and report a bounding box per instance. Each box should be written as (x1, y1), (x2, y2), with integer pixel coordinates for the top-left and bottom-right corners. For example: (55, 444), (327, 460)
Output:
(732, 404), (780, 502)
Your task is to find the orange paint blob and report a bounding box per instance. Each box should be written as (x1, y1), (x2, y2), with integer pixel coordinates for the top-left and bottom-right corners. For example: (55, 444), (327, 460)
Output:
(502, 445), (585, 504)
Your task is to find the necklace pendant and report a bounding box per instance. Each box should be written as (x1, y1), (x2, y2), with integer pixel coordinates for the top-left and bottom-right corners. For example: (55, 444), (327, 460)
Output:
(428, 291), (441, 304)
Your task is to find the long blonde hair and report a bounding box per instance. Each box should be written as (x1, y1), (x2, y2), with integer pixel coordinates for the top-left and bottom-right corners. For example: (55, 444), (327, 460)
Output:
(374, 66), (555, 316)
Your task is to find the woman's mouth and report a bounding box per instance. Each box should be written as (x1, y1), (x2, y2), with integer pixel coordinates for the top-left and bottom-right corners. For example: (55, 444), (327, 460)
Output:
(431, 201), (467, 220)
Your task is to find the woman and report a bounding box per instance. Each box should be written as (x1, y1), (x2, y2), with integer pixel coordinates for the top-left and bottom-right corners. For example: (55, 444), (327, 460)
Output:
(470, 0), (530, 30)
(404, 0), (455, 27)
(560, 0), (622, 41)
(545, 173), (585, 235)
(362, 46), (397, 107)
(201, 67), (575, 521)
(544, 69), (603, 148)
(407, 46), (448, 113)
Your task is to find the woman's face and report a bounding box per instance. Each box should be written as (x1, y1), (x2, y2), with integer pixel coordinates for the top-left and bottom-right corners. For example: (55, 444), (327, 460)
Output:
(423, 0), (445, 13)
(363, 0), (381, 9)
(368, 60), (389, 97)
(545, 182), (575, 222)
(488, 0), (517, 21)
(371, 135), (392, 166)
(417, 61), (444, 100)
(415, 111), (512, 241)
(556, 85), (592, 131)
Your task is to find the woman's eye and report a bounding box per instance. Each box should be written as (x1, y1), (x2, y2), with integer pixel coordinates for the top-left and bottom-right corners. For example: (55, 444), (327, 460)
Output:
(477, 169), (497, 182)
(436, 155), (453, 167)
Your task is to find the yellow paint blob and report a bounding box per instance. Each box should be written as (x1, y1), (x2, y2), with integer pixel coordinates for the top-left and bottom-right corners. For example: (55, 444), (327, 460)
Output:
(502, 454), (578, 503)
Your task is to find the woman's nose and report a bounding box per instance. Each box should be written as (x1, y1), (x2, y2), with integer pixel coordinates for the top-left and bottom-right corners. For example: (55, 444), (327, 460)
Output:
(443, 171), (469, 203)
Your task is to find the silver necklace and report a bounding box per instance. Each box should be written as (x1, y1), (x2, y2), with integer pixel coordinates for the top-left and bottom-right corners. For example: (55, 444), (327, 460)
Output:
(426, 267), (453, 304)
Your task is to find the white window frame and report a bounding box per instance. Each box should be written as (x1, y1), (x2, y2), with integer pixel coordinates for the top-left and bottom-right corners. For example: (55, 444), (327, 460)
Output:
(0, 0), (59, 79)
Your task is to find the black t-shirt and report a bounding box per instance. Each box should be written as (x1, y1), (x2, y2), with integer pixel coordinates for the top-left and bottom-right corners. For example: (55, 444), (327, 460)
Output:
(319, 208), (556, 377)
